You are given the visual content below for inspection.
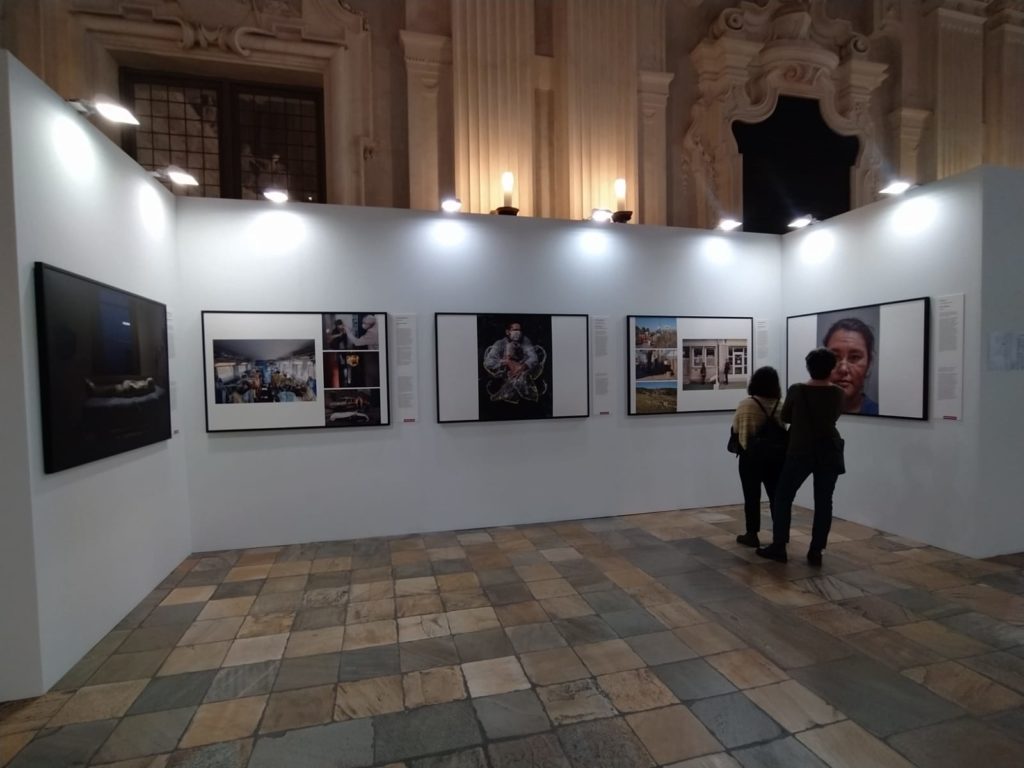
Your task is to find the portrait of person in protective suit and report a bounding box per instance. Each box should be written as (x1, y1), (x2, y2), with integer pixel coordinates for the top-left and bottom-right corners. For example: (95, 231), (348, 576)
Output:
(477, 315), (552, 421)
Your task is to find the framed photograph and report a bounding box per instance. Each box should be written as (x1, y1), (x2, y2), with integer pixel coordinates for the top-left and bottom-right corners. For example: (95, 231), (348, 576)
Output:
(628, 315), (754, 415)
(34, 263), (171, 473)
(435, 313), (590, 423)
(786, 297), (929, 420)
(203, 311), (389, 431)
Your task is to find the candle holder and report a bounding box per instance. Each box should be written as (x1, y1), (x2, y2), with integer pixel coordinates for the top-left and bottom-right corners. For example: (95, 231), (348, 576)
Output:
(611, 210), (633, 224)
(494, 206), (520, 216)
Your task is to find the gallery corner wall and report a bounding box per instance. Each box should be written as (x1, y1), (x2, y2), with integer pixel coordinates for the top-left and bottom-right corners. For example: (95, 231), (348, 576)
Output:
(781, 166), (1024, 558)
(0, 53), (192, 699)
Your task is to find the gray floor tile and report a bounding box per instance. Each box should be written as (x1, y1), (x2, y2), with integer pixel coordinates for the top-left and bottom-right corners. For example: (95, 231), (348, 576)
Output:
(92, 707), (194, 763)
(652, 658), (737, 701)
(690, 693), (783, 748)
(489, 733), (571, 768)
(339, 645), (401, 681)
(660, 571), (751, 605)
(626, 631), (697, 665)
(410, 748), (488, 768)
(166, 739), (253, 768)
(583, 590), (642, 614)
(600, 609), (666, 637)
(883, 589), (969, 620)
(506, 623), (567, 653)
(374, 701), (483, 763)
(733, 736), (829, 768)
(249, 720), (374, 768)
(473, 689), (551, 739)
(556, 717), (655, 768)
(213, 580), (263, 600)
(962, 652), (1024, 694)
(129, 670), (217, 714)
(486, 583), (535, 606)
(8, 719), (117, 768)
(888, 718), (1024, 768)
(401, 637), (460, 672)
(118, 624), (189, 654)
(455, 628), (516, 662)
(553, 616), (618, 645)
(142, 604), (204, 628)
(938, 612), (1024, 649)
(205, 660), (280, 702)
(274, 653), (341, 691)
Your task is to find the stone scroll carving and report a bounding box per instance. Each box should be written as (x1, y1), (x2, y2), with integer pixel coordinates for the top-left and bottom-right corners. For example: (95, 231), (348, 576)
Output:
(682, 0), (888, 228)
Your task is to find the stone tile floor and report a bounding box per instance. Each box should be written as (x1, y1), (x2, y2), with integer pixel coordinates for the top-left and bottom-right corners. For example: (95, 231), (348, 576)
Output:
(2, 505), (1024, 767)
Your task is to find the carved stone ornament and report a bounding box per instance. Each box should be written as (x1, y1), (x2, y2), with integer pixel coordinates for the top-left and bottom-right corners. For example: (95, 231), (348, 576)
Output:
(682, 0), (888, 228)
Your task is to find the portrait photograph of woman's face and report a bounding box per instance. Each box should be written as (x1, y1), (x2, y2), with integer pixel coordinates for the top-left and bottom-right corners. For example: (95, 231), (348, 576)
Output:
(815, 306), (880, 415)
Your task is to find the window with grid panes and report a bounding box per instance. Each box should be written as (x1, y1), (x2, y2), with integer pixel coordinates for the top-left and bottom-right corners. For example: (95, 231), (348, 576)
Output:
(122, 71), (324, 203)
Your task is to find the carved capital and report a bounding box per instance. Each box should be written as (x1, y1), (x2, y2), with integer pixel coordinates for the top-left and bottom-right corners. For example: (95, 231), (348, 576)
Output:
(400, 30), (452, 66)
(986, 0), (1024, 28)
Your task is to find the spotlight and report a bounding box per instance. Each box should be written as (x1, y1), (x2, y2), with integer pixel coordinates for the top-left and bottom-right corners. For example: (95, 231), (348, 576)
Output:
(68, 98), (140, 125)
(717, 218), (742, 232)
(263, 188), (289, 204)
(441, 198), (463, 213)
(590, 208), (613, 223)
(165, 166), (198, 186)
(788, 215), (814, 229)
(880, 180), (913, 195)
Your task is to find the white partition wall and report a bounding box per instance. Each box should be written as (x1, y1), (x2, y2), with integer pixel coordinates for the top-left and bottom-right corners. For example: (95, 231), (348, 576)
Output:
(0, 55), (192, 698)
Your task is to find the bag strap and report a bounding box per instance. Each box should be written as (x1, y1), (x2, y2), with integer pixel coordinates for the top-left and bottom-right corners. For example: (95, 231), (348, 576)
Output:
(752, 397), (778, 421)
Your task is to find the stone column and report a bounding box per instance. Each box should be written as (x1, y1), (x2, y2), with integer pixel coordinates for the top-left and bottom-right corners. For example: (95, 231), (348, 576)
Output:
(984, 1), (1024, 168)
(638, 71), (673, 226)
(401, 31), (452, 210)
(451, 0), (534, 214)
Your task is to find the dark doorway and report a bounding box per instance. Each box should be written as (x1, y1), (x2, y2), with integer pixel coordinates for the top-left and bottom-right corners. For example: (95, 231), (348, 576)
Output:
(732, 96), (859, 234)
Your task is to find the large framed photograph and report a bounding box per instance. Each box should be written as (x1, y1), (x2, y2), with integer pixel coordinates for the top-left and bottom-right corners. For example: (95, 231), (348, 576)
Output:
(786, 297), (929, 420)
(628, 316), (754, 415)
(34, 263), (171, 473)
(435, 313), (589, 423)
(203, 311), (389, 431)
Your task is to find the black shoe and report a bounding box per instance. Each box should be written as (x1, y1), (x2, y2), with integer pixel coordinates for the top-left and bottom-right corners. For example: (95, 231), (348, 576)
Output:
(756, 545), (788, 563)
(807, 549), (823, 567)
(736, 533), (760, 548)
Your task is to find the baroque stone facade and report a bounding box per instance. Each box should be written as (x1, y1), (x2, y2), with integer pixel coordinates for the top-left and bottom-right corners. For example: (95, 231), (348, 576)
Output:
(2, 0), (1021, 227)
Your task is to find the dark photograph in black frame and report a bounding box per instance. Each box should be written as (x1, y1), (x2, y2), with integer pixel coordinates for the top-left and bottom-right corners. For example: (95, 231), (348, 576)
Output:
(34, 263), (171, 473)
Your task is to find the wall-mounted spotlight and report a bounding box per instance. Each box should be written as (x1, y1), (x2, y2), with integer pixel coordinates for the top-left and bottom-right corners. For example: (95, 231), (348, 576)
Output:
(263, 188), (289, 204)
(441, 197), (463, 213)
(590, 208), (613, 223)
(787, 215), (815, 229)
(717, 218), (742, 232)
(68, 98), (140, 126)
(150, 166), (198, 187)
(880, 180), (913, 195)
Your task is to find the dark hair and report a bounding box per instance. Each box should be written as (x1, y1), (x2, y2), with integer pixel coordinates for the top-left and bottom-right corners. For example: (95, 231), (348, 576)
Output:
(806, 347), (838, 379)
(506, 321), (521, 331)
(747, 366), (781, 399)
(823, 317), (875, 363)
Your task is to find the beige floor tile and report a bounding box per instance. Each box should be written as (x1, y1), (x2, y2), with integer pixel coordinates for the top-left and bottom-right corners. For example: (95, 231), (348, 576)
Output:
(446, 607), (500, 635)
(538, 596), (594, 620)
(259, 685), (334, 733)
(395, 577), (438, 597)
(0, 730), (35, 766)
(935, 584), (1024, 624)
(398, 613), (451, 643)
(597, 668), (678, 712)
(743, 680), (845, 732)
(352, 567), (393, 584)
(903, 661), (1024, 714)
(0, 693), (72, 736)
(520, 647), (591, 686)
(428, 547), (466, 561)
(310, 556), (352, 573)
(48, 680), (148, 726)
(541, 547), (582, 562)
(335, 675), (405, 719)
(575, 639), (645, 675)
(606, 568), (655, 588)
(350, 581), (395, 603)
(223, 565), (272, 583)
(443, 590), (491, 611)
(875, 563), (970, 591)
(752, 582), (826, 608)
(391, 550), (428, 566)
(893, 620), (993, 658)
(647, 601), (709, 629)
(179, 696), (267, 748)
(666, 755), (741, 768)
(514, 563), (561, 582)
(527, 579), (577, 600)
(236, 550), (279, 567)
(343, 620), (398, 650)
(178, 617), (244, 646)
(797, 721), (914, 768)
(222, 634), (288, 667)
(705, 649), (788, 689)
(261, 575), (308, 595)
(403, 666), (467, 708)
(626, 705), (722, 764)
(625, 583), (679, 608)
(197, 597), (256, 621)
(673, 623), (746, 656)
(268, 561), (311, 579)
(536, 679), (617, 725)
(160, 586), (216, 606)
(158, 641), (231, 676)
(285, 627), (346, 658)
(396, 595), (444, 618)
(495, 601), (549, 627)
(462, 656), (531, 697)
(237, 613), (294, 639)
(347, 599), (396, 625)
(436, 573), (480, 593)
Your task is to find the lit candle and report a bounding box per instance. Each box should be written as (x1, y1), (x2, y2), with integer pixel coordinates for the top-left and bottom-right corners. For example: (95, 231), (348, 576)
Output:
(501, 171), (514, 208)
(614, 178), (626, 211)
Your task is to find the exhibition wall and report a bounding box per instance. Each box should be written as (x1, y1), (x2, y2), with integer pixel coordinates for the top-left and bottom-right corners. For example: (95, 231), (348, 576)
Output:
(0, 55), (193, 697)
(174, 202), (782, 551)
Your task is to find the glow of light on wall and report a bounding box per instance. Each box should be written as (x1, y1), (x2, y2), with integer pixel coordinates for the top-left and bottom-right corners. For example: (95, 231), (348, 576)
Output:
(799, 228), (834, 263)
(245, 211), (306, 254)
(891, 195), (938, 235)
(51, 115), (96, 179)
(431, 219), (467, 247)
(579, 229), (608, 255)
(136, 183), (167, 239)
(703, 236), (733, 264)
